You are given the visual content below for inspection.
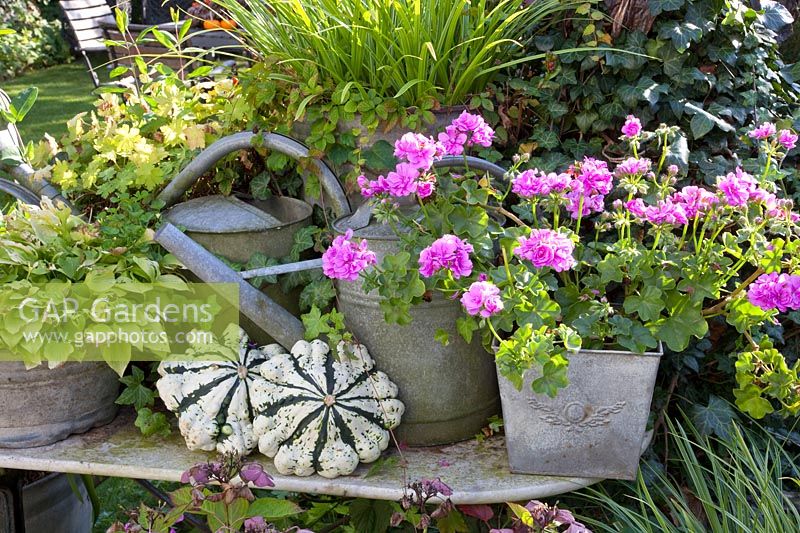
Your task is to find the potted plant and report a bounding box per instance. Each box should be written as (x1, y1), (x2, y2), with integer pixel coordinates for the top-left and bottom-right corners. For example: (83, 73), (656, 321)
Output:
(0, 198), (186, 447)
(314, 112), (800, 477)
(216, 0), (581, 193)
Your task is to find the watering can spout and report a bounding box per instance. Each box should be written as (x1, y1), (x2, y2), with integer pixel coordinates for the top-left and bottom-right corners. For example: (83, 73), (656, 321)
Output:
(154, 222), (306, 350)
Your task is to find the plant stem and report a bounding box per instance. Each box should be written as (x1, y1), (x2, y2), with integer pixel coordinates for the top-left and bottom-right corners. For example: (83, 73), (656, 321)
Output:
(702, 267), (764, 316)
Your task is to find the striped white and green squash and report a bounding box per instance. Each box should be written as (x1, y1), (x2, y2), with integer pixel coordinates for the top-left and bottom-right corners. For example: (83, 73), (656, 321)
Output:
(251, 340), (404, 478)
(156, 328), (275, 455)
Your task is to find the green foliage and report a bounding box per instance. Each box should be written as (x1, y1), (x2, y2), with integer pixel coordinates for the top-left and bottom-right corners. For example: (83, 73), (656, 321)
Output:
(0, 0), (71, 80)
(501, 0), (798, 179)
(577, 416), (800, 532)
(219, 0), (580, 108)
(39, 74), (249, 202)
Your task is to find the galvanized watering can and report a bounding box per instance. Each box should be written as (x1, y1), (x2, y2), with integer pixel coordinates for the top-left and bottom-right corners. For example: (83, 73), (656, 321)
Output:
(154, 131), (351, 349)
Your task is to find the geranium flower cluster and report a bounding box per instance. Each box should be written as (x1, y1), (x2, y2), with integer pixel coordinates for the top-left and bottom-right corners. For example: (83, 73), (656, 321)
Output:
(747, 272), (800, 312)
(624, 166), (798, 226)
(510, 157), (614, 219)
(418, 234), (474, 279)
(514, 228), (576, 272)
(511, 169), (570, 198)
(358, 111), (494, 200)
(461, 280), (504, 318)
(321, 229), (377, 281)
(748, 121), (797, 150)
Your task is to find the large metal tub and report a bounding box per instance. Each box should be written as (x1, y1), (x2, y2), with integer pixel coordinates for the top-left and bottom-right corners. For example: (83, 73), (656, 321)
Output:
(0, 362), (119, 448)
(498, 346), (662, 480)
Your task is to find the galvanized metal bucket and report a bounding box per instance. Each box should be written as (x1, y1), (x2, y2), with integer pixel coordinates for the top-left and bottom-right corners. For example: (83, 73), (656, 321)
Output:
(331, 156), (509, 446)
(333, 248), (500, 447)
(497, 346), (663, 480)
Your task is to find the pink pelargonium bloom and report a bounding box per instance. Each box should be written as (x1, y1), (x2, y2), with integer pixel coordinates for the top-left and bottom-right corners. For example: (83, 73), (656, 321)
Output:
(621, 115), (642, 138)
(322, 229), (377, 282)
(625, 198), (647, 218)
(394, 132), (440, 170)
(418, 234), (474, 279)
(778, 129), (798, 150)
(748, 122), (777, 140)
(747, 272), (800, 312)
(438, 125), (468, 156)
(460, 280), (504, 318)
(671, 186), (718, 219)
(717, 167), (759, 207)
(644, 198), (688, 226)
(416, 174), (436, 199)
(449, 111), (495, 148)
(378, 163), (419, 198)
(571, 157), (614, 195)
(514, 229), (576, 272)
(614, 157), (651, 177)
(566, 190), (605, 219)
(511, 169), (571, 198)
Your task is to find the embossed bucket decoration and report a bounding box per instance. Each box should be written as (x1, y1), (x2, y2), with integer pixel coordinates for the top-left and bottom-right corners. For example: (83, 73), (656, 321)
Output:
(497, 345), (663, 480)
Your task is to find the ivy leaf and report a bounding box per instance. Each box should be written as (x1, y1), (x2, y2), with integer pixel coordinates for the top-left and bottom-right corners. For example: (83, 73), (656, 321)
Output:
(648, 0), (685, 16)
(665, 132), (689, 170)
(575, 111), (599, 133)
(435, 328), (450, 346)
(116, 365), (156, 409)
(289, 225), (317, 261)
(249, 172), (272, 200)
(684, 102), (735, 139)
(690, 395), (738, 439)
(362, 140), (396, 172)
(301, 306), (328, 340)
(658, 21), (703, 52)
(299, 279), (337, 311)
(134, 407), (171, 438)
(759, 0), (794, 32)
(623, 286), (665, 322)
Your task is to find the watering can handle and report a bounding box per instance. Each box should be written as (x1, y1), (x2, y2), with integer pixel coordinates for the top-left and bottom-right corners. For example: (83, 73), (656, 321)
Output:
(156, 131), (351, 217)
(346, 155), (509, 230)
(0, 89), (74, 210)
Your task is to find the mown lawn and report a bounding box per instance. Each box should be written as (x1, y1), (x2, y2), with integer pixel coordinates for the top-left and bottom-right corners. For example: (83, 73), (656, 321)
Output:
(1, 61), (97, 142)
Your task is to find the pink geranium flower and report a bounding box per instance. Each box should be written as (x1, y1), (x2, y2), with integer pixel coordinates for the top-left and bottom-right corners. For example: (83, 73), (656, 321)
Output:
(394, 132), (440, 170)
(322, 229), (377, 281)
(621, 115), (642, 138)
(748, 122), (776, 140)
(460, 281), (503, 318)
(778, 129), (798, 150)
(514, 229), (576, 272)
(418, 235), (474, 279)
(511, 169), (571, 198)
(747, 272), (800, 312)
(671, 186), (718, 219)
(449, 111), (495, 149)
(717, 167), (759, 207)
(614, 157), (651, 177)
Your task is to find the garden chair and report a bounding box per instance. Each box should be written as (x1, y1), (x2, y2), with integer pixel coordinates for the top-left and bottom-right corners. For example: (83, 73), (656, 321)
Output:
(59, 0), (186, 87)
